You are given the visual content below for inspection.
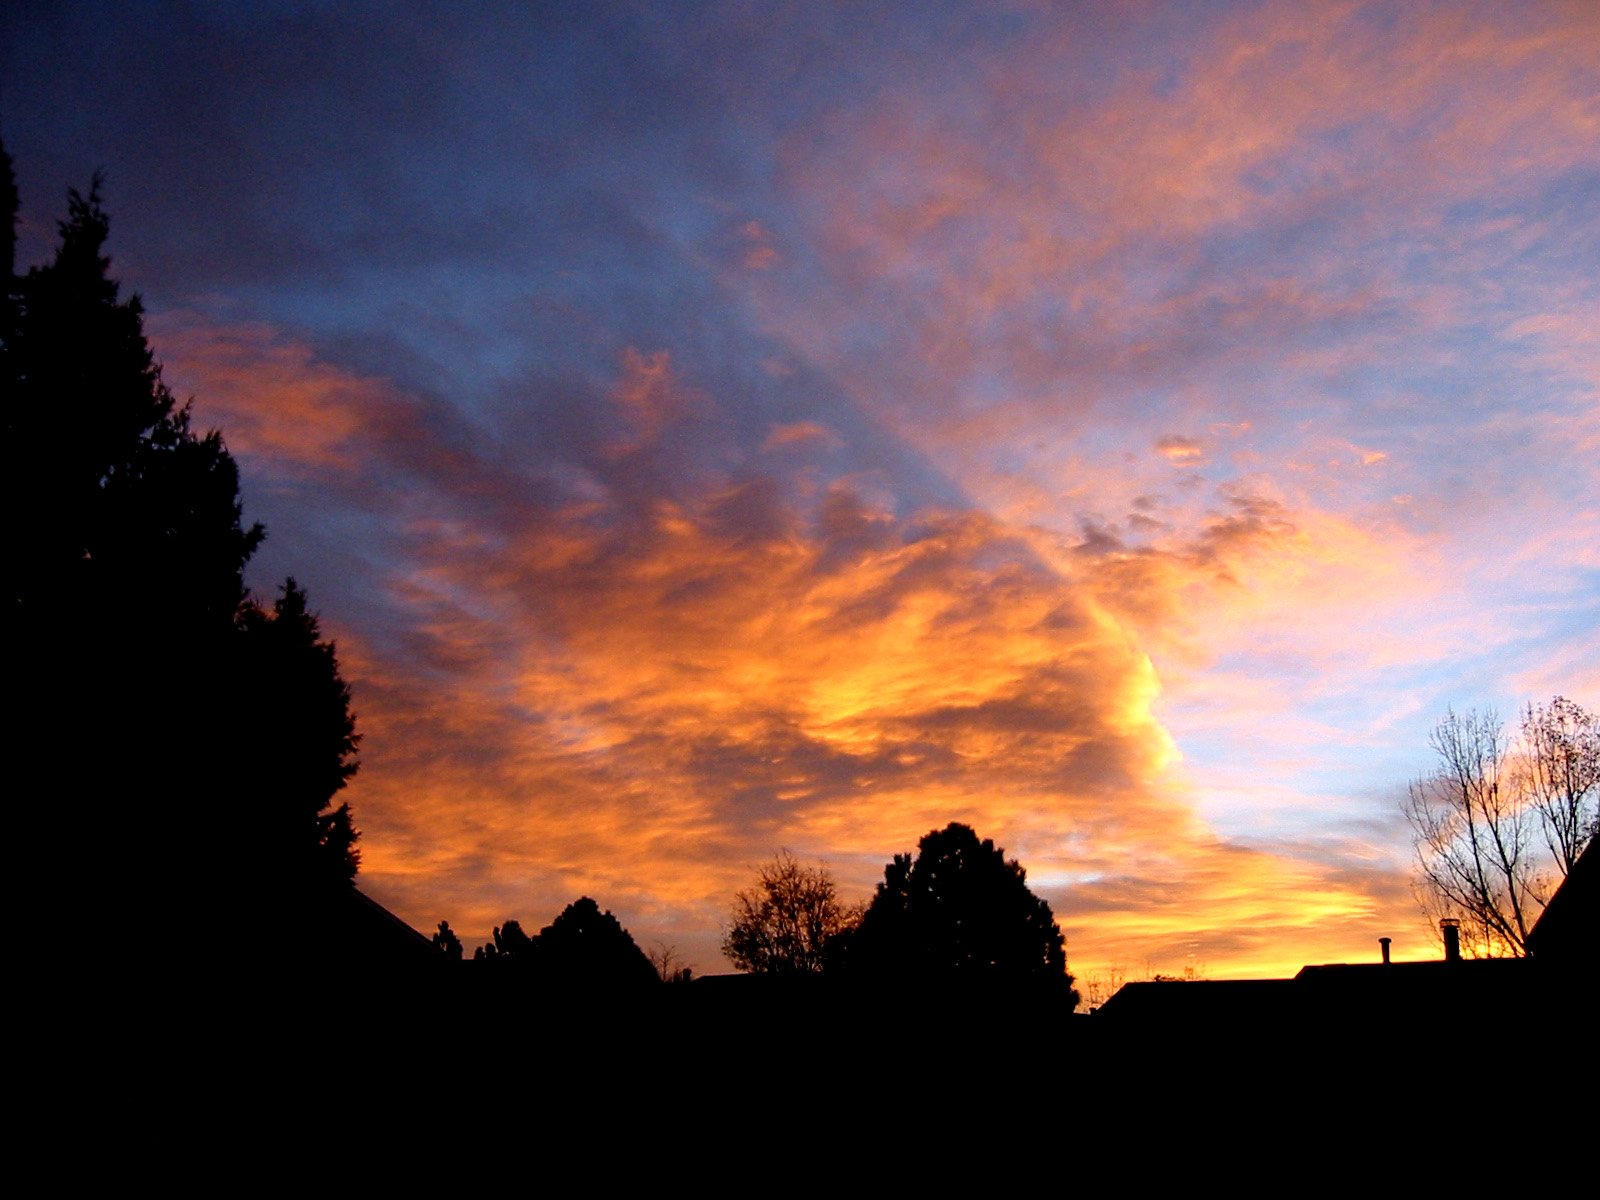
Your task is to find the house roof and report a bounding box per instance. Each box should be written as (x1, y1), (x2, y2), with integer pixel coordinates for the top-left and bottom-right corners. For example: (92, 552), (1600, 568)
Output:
(1525, 836), (1596, 961)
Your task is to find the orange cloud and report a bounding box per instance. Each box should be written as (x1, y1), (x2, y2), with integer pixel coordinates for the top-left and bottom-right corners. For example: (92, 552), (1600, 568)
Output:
(606, 347), (703, 455)
(151, 313), (384, 471)
(151, 319), (1429, 980)
(1155, 435), (1206, 465)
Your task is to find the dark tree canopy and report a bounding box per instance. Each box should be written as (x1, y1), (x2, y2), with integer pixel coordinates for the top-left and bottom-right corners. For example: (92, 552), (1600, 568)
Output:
(845, 823), (1075, 1000)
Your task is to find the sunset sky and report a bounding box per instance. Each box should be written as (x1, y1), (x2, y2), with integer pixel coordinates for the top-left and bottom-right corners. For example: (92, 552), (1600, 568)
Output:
(7, 1), (1596, 981)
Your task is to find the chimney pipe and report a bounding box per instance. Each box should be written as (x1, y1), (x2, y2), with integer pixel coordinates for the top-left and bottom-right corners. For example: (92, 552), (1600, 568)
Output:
(1440, 918), (1461, 963)
(1379, 936), (1391, 965)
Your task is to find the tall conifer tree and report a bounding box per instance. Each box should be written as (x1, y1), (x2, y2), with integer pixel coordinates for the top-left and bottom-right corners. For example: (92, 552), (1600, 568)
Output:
(3, 146), (361, 970)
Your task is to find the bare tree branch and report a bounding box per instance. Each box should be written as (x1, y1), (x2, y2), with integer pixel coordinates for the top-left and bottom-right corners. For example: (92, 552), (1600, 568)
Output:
(1521, 696), (1600, 875)
(1404, 699), (1597, 957)
(722, 850), (860, 974)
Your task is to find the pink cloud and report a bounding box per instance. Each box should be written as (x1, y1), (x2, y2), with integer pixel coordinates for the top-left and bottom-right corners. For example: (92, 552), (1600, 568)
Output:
(762, 420), (842, 451)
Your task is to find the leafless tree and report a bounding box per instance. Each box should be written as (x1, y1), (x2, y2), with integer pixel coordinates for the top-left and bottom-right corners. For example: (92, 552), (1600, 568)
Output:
(1084, 964), (1127, 1009)
(722, 850), (860, 974)
(648, 942), (693, 984)
(1403, 698), (1597, 957)
(1520, 696), (1599, 875)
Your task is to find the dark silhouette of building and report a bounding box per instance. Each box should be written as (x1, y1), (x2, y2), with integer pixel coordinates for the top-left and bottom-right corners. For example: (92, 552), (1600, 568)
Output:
(1525, 836), (1596, 961)
(1096, 845), (1595, 1044)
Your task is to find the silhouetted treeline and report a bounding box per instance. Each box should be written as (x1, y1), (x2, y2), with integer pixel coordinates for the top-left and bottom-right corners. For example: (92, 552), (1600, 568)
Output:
(436, 898), (659, 992)
(431, 825), (1078, 1008)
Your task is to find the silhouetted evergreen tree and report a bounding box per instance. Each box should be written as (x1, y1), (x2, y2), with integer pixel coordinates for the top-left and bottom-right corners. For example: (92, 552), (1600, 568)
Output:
(3, 148), (361, 966)
(433, 921), (464, 961)
(233, 579), (361, 889)
(842, 822), (1077, 1002)
(4, 173), (260, 638)
(476, 918), (534, 962)
(535, 897), (659, 990)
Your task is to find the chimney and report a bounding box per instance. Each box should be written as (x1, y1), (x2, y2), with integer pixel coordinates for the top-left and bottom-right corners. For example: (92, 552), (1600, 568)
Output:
(1440, 918), (1461, 963)
(1379, 936), (1391, 965)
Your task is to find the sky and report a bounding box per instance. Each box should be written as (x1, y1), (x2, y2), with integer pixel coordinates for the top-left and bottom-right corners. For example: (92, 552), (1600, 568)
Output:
(5, 0), (1596, 982)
